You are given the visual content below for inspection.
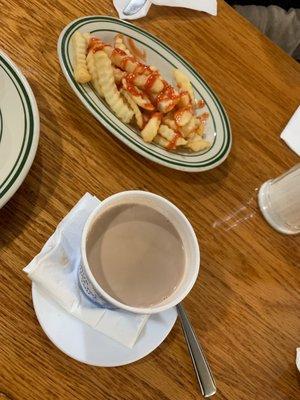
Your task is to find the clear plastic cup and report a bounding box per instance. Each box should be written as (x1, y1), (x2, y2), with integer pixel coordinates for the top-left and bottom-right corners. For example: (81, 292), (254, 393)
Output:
(258, 164), (300, 235)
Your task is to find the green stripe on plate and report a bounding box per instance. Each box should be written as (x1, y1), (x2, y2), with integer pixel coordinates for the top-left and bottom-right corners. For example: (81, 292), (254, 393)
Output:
(0, 109), (3, 144)
(0, 56), (34, 197)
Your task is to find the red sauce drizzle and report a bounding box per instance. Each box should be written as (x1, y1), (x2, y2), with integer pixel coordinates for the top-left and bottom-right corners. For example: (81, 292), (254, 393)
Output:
(180, 90), (189, 97)
(144, 72), (160, 93)
(165, 86), (180, 100)
(134, 63), (152, 75)
(125, 73), (136, 84)
(144, 103), (155, 110)
(155, 83), (168, 104)
(179, 91), (190, 104)
(155, 92), (164, 106)
(124, 74), (155, 110)
(87, 37), (104, 53)
(125, 82), (141, 97)
(151, 112), (162, 119)
(156, 83), (179, 104)
(174, 109), (185, 126)
(124, 74), (140, 96)
(166, 131), (181, 150)
(120, 55), (135, 70)
(197, 99), (205, 109)
(154, 82), (180, 113)
(198, 112), (209, 122)
(174, 106), (192, 126)
(112, 48), (127, 57)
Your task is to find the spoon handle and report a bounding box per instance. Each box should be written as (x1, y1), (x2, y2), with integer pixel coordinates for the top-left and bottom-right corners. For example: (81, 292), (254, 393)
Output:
(177, 303), (217, 397)
(123, 0), (148, 16)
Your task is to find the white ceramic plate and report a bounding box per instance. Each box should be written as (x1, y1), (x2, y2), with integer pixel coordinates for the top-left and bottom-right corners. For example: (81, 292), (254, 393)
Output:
(32, 283), (178, 367)
(58, 16), (232, 172)
(0, 51), (39, 208)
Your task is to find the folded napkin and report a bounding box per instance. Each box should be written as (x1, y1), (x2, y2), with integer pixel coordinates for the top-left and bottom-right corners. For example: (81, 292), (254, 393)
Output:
(23, 193), (148, 348)
(280, 105), (300, 156)
(297, 348), (300, 372)
(114, 0), (217, 20)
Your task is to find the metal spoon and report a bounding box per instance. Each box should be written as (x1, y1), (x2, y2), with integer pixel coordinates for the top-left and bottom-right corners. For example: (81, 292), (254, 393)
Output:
(177, 303), (216, 397)
(123, 0), (148, 16)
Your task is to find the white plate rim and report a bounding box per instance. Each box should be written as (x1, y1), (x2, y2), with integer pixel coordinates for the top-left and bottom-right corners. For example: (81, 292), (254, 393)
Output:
(57, 15), (232, 172)
(0, 51), (40, 208)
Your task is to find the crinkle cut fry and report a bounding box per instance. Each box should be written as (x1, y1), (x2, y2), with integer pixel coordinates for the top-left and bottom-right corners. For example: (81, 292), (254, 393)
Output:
(121, 89), (143, 129)
(141, 112), (162, 142)
(93, 51), (134, 123)
(72, 31), (91, 84)
(173, 69), (195, 103)
(157, 125), (187, 148)
(114, 34), (131, 55)
(86, 51), (104, 97)
(186, 134), (211, 152)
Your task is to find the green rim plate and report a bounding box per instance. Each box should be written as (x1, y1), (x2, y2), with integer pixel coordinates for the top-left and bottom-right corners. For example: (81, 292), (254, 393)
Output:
(58, 16), (232, 172)
(0, 51), (39, 208)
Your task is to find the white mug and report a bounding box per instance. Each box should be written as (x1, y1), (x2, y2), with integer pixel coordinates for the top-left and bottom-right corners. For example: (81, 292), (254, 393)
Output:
(80, 191), (200, 314)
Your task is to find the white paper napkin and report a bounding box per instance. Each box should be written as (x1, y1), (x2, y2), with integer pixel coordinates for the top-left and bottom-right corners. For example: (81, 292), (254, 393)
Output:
(280, 106), (300, 156)
(23, 193), (148, 348)
(297, 348), (300, 372)
(114, 0), (217, 20)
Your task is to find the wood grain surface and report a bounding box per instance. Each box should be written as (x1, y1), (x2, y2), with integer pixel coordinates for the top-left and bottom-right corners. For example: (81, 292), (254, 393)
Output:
(1, 1), (299, 399)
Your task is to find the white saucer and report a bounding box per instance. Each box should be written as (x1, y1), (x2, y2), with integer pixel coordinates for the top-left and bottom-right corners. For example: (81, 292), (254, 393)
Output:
(32, 283), (177, 367)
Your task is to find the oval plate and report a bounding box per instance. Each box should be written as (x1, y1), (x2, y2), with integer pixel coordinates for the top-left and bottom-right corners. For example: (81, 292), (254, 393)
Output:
(0, 51), (39, 208)
(58, 16), (232, 172)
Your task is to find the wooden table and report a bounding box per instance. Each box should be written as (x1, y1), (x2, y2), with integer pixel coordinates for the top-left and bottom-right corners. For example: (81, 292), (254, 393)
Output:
(1, 1), (299, 399)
